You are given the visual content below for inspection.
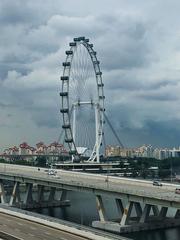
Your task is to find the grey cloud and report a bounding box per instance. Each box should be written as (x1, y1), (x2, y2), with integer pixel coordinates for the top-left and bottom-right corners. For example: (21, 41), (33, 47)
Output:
(0, 1), (33, 25)
(105, 69), (179, 92)
(0, 63), (30, 80)
(0, 0), (62, 26)
(120, 119), (180, 148)
(1, 0), (180, 149)
(138, 92), (178, 101)
(0, 102), (16, 108)
(148, 79), (179, 90)
(98, 20), (149, 71)
(31, 108), (59, 128)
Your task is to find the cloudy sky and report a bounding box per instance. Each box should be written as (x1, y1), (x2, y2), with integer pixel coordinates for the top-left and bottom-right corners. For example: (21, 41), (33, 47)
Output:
(1, 0), (180, 150)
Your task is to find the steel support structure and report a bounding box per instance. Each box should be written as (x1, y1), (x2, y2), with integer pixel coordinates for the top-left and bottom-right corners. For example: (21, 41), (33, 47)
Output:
(93, 196), (180, 233)
(0, 181), (70, 209)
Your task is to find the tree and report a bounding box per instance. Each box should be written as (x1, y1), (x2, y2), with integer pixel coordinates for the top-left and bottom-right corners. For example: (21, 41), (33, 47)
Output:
(36, 156), (46, 167)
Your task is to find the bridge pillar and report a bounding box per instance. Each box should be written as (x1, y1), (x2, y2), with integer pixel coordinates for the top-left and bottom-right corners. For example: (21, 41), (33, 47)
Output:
(134, 202), (142, 218)
(120, 201), (133, 225)
(60, 190), (67, 201)
(48, 187), (56, 202)
(96, 195), (107, 221)
(140, 204), (151, 223)
(115, 198), (124, 217)
(159, 206), (168, 219)
(37, 185), (44, 202)
(23, 183), (33, 205)
(0, 181), (6, 204)
(175, 209), (180, 219)
(152, 205), (159, 216)
(9, 182), (21, 206)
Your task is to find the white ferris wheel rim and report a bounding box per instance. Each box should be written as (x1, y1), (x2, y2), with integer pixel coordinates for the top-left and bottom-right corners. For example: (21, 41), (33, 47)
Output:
(60, 37), (105, 162)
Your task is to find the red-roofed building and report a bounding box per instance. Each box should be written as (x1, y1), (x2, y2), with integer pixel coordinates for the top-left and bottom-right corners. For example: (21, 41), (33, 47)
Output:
(36, 142), (47, 154)
(47, 142), (66, 154)
(19, 142), (30, 155)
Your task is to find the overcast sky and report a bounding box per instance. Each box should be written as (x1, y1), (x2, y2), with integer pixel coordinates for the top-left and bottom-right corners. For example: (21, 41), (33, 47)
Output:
(1, 0), (180, 150)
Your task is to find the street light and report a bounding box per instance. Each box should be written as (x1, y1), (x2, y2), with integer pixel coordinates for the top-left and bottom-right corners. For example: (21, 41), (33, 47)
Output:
(170, 158), (173, 182)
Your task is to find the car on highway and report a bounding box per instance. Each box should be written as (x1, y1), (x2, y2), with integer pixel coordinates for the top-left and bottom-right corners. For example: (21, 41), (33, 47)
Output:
(153, 180), (162, 186)
(47, 169), (57, 176)
(175, 188), (180, 194)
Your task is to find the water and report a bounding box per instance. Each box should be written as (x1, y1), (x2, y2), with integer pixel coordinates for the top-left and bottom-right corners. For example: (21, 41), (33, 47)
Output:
(31, 191), (180, 240)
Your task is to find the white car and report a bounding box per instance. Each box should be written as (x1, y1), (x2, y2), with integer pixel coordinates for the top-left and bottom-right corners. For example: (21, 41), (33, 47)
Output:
(48, 169), (56, 175)
(153, 180), (162, 186)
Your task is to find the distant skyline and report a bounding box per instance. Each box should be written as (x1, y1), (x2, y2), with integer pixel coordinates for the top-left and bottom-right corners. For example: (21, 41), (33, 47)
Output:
(1, 0), (180, 150)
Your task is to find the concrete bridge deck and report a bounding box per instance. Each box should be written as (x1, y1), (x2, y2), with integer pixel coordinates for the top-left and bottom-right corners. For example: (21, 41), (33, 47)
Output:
(0, 163), (180, 208)
(0, 164), (180, 233)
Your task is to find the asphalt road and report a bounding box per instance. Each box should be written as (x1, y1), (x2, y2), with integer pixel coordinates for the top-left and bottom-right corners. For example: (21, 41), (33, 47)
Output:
(0, 212), (95, 240)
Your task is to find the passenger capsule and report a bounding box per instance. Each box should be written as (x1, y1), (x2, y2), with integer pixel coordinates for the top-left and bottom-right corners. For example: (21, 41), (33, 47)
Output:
(69, 42), (76, 46)
(78, 36), (85, 41)
(65, 138), (73, 143)
(99, 96), (105, 99)
(93, 61), (100, 64)
(59, 92), (68, 97)
(65, 50), (73, 55)
(96, 71), (102, 76)
(62, 124), (70, 129)
(60, 109), (69, 113)
(60, 76), (69, 81)
(62, 62), (71, 67)
(73, 37), (80, 41)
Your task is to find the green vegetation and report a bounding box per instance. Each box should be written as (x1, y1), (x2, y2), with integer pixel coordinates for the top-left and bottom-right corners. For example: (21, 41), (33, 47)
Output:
(0, 158), (6, 163)
(35, 156), (47, 167)
(13, 159), (32, 166)
(127, 157), (179, 179)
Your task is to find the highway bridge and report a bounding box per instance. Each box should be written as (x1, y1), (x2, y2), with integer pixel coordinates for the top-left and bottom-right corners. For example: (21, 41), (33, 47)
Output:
(0, 164), (180, 233)
(0, 205), (127, 240)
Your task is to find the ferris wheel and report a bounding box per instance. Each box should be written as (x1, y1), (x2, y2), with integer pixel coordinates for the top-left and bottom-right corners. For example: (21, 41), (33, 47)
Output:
(60, 37), (105, 162)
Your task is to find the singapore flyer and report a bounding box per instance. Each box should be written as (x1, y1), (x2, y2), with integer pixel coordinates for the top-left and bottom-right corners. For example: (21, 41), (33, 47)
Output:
(60, 37), (105, 162)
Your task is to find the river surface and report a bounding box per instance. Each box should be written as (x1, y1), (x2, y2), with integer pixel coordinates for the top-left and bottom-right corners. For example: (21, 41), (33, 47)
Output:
(30, 190), (180, 240)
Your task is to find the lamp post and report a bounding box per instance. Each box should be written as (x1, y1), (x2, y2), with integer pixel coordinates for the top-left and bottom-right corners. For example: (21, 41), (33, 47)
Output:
(170, 158), (173, 182)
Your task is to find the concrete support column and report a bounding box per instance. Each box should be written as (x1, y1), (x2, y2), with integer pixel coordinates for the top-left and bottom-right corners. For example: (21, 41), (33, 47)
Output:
(115, 198), (124, 217)
(48, 187), (56, 202)
(9, 182), (20, 206)
(23, 183), (33, 204)
(37, 185), (44, 202)
(120, 201), (133, 226)
(60, 190), (67, 201)
(134, 202), (142, 218)
(152, 205), (159, 216)
(175, 209), (180, 219)
(159, 207), (168, 219)
(0, 181), (6, 204)
(96, 195), (107, 222)
(140, 204), (151, 223)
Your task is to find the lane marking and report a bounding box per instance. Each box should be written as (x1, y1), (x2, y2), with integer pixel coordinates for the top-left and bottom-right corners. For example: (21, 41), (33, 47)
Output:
(14, 228), (20, 232)
(30, 226), (36, 230)
(6, 219), (12, 222)
(17, 222), (23, 226)
(28, 233), (35, 237)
